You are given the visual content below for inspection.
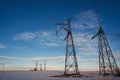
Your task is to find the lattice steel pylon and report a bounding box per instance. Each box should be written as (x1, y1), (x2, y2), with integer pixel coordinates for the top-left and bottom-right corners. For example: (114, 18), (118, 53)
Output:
(35, 61), (38, 71)
(44, 61), (46, 71)
(92, 26), (120, 76)
(56, 18), (80, 76)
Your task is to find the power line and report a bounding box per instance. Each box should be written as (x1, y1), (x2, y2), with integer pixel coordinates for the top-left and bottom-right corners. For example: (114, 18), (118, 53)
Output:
(106, 33), (120, 38)
(29, 0), (56, 23)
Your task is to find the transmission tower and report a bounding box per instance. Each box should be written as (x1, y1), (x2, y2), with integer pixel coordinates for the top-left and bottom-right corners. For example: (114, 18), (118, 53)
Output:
(40, 63), (42, 71)
(56, 18), (80, 76)
(0, 62), (5, 71)
(0, 63), (2, 70)
(92, 26), (120, 76)
(34, 61), (38, 71)
(44, 61), (46, 71)
(2, 63), (5, 71)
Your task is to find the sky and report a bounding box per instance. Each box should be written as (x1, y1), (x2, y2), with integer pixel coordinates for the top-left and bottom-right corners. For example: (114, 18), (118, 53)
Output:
(0, 0), (120, 71)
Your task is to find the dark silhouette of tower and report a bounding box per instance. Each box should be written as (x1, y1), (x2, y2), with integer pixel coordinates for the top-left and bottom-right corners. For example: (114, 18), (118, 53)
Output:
(44, 61), (46, 71)
(0, 62), (5, 71)
(92, 26), (120, 76)
(2, 63), (5, 70)
(0, 63), (1, 70)
(34, 61), (38, 71)
(40, 63), (42, 71)
(56, 18), (80, 76)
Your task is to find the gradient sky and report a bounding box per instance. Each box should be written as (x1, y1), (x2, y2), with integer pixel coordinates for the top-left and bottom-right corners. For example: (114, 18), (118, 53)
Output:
(0, 0), (120, 70)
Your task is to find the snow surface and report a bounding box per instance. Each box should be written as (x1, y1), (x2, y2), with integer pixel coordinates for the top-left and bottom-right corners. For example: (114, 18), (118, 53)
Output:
(0, 71), (120, 80)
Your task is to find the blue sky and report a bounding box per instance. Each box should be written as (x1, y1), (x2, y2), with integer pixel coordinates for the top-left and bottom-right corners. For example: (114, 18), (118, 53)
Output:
(0, 0), (120, 70)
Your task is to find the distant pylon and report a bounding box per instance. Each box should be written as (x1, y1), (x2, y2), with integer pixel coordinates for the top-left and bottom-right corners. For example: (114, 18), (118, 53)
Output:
(92, 26), (120, 76)
(0, 62), (2, 70)
(56, 18), (80, 75)
(35, 61), (38, 71)
(0, 63), (5, 71)
(44, 61), (46, 71)
(2, 63), (5, 71)
(40, 64), (42, 71)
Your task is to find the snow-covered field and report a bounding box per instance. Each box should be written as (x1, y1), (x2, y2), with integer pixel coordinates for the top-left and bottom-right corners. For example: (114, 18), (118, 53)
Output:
(0, 71), (120, 80)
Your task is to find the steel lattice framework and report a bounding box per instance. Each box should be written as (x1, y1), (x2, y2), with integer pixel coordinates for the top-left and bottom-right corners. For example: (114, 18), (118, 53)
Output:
(92, 27), (120, 76)
(56, 18), (80, 76)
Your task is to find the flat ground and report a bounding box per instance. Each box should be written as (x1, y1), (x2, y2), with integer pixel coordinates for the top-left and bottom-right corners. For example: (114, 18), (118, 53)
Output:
(0, 71), (120, 80)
